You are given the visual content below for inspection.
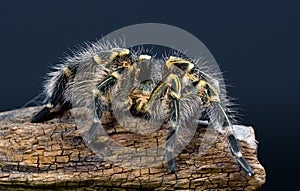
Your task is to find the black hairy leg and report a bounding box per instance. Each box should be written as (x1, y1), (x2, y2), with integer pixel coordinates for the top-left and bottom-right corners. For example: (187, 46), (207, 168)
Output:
(31, 63), (79, 123)
(165, 56), (254, 176)
(216, 103), (254, 176)
(84, 68), (124, 143)
(146, 73), (182, 173)
(228, 133), (254, 176)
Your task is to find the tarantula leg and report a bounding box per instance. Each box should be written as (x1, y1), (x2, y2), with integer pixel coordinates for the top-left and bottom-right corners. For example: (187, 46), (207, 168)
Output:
(30, 107), (52, 123)
(216, 104), (254, 176)
(228, 133), (254, 176)
(192, 78), (254, 176)
(31, 63), (79, 123)
(84, 68), (125, 143)
(84, 95), (103, 144)
(147, 74), (182, 173)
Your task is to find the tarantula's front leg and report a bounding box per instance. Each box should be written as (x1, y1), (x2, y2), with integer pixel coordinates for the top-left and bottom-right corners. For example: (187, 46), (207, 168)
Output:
(195, 79), (254, 176)
(217, 104), (254, 176)
(146, 74), (182, 173)
(31, 63), (79, 123)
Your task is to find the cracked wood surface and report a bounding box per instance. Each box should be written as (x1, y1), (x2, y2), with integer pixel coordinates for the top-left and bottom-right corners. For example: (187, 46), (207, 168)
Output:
(0, 107), (265, 190)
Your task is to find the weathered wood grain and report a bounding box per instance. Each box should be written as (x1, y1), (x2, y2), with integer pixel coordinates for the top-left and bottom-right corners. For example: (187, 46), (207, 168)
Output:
(0, 107), (265, 190)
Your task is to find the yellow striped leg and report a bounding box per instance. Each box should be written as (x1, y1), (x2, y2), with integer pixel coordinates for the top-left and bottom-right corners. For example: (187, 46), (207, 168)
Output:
(146, 74), (181, 173)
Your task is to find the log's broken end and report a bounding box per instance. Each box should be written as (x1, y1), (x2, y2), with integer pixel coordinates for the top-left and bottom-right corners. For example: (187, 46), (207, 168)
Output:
(0, 107), (266, 190)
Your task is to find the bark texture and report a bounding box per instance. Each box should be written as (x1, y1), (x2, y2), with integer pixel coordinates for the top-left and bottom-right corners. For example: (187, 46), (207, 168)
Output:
(0, 107), (265, 190)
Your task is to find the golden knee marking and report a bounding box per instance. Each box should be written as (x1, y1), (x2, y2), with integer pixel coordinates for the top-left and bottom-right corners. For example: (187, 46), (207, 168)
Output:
(119, 49), (130, 57)
(170, 91), (180, 99)
(93, 55), (103, 64)
(111, 71), (121, 79)
(110, 48), (130, 57)
(196, 80), (220, 100)
(206, 82), (220, 99)
(93, 48), (129, 65)
(46, 103), (54, 108)
(186, 73), (198, 81)
(63, 67), (72, 78)
(209, 95), (220, 103)
(92, 89), (101, 97)
(138, 54), (151, 61)
(166, 56), (194, 72)
(109, 52), (119, 61)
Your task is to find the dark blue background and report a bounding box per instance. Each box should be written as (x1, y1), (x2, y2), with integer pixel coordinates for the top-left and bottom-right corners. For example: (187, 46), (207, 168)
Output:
(0, 1), (299, 190)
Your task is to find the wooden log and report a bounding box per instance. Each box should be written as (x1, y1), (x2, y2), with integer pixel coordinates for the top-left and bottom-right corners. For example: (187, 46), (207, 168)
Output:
(0, 107), (265, 190)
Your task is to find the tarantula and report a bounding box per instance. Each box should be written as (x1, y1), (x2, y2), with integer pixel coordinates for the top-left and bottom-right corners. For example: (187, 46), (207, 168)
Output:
(31, 42), (254, 176)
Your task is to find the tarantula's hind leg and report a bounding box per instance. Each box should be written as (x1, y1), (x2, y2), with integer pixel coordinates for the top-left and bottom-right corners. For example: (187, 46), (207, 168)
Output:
(30, 106), (52, 123)
(84, 95), (103, 144)
(31, 64), (78, 123)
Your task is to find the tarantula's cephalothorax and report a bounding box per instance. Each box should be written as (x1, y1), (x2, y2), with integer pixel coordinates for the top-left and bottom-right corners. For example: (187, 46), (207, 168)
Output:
(31, 43), (254, 176)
